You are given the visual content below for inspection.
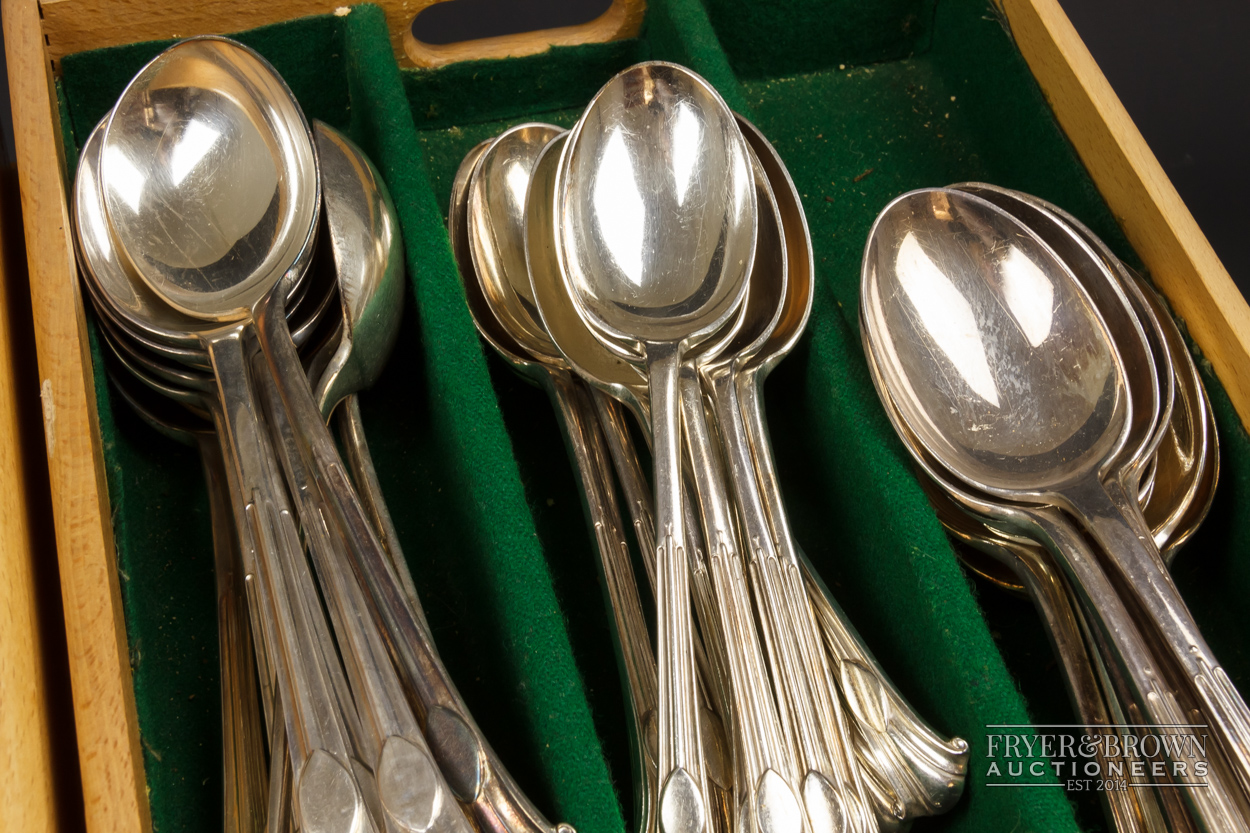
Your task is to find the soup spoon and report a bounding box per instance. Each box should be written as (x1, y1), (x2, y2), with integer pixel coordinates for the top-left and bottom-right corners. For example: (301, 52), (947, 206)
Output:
(96, 36), (378, 827)
(555, 63), (755, 833)
(861, 187), (1250, 827)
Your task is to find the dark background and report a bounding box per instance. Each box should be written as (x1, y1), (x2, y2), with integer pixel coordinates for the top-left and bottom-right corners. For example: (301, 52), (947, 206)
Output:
(1056, 0), (1250, 301)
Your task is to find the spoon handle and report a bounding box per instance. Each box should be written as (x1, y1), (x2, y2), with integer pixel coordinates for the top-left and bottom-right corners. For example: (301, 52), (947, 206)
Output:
(199, 434), (268, 833)
(206, 329), (369, 826)
(737, 372), (969, 816)
(1028, 504), (1250, 831)
(645, 343), (710, 833)
(547, 370), (660, 833)
(1074, 577), (1188, 833)
(256, 292), (571, 833)
(265, 700), (293, 833)
(979, 533), (1166, 833)
(1060, 474), (1250, 807)
(590, 387), (750, 818)
(337, 396), (422, 617)
(257, 354), (481, 833)
(706, 366), (880, 832)
(680, 367), (799, 818)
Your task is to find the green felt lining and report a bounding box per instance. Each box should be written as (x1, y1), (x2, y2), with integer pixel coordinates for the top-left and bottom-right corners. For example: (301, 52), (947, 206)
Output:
(56, 2), (1250, 832)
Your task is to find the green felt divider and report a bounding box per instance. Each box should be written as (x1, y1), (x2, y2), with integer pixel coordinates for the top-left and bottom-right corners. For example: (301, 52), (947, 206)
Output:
(55, 1), (1250, 832)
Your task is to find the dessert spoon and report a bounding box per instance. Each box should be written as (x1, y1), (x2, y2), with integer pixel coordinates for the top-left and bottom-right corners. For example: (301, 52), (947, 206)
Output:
(555, 63), (755, 833)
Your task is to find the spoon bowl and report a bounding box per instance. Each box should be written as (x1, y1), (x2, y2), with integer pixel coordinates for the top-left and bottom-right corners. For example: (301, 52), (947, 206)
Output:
(949, 183), (1170, 489)
(862, 188), (1127, 497)
(101, 37), (319, 322)
(309, 121), (405, 419)
(529, 135), (649, 420)
(556, 62), (755, 354)
(469, 123), (566, 366)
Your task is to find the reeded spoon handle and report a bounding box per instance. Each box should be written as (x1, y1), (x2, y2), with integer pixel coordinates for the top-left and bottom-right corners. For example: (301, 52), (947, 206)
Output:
(256, 291), (570, 833)
(1029, 504), (1250, 831)
(979, 535), (1164, 833)
(257, 356), (476, 833)
(547, 370), (659, 833)
(680, 366), (800, 829)
(737, 373), (969, 816)
(337, 396), (422, 617)
(706, 367), (877, 832)
(645, 342), (710, 833)
(1060, 474), (1250, 806)
(206, 329), (370, 827)
(590, 391), (733, 726)
(1074, 579), (1184, 833)
(199, 434), (268, 833)
(590, 387), (754, 817)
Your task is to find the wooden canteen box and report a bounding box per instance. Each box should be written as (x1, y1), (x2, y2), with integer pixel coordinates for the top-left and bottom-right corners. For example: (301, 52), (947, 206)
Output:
(5, 0), (1250, 831)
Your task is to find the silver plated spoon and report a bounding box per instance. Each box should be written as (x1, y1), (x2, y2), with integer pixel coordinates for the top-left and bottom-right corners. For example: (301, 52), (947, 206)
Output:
(861, 187), (1250, 827)
(555, 63), (756, 833)
(96, 37), (374, 830)
(460, 122), (661, 833)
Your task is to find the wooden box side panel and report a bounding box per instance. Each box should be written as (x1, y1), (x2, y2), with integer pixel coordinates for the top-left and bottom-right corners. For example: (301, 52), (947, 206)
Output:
(0, 175), (59, 830)
(1002, 0), (1250, 433)
(2, 2), (149, 832)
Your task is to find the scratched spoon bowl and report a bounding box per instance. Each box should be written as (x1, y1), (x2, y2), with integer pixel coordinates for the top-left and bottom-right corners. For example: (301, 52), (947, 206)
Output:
(101, 37), (318, 322)
(861, 187), (1250, 822)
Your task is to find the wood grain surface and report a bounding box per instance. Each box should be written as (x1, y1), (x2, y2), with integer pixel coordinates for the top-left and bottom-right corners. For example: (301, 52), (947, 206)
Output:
(2, 2), (150, 832)
(0, 168), (61, 831)
(38, 0), (645, 69)
(1002, 0), (1250, 432)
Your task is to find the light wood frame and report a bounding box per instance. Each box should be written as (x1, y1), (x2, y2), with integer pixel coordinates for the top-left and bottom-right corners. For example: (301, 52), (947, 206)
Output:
(36, 0), (644, 70)
(4, 0), (1248, 830)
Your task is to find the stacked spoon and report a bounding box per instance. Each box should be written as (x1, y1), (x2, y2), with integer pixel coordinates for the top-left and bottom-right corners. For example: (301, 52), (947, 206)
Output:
(451, 62), (970, 833)
(861, 185), (1246, 831)
(73, 36), (585, 833)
